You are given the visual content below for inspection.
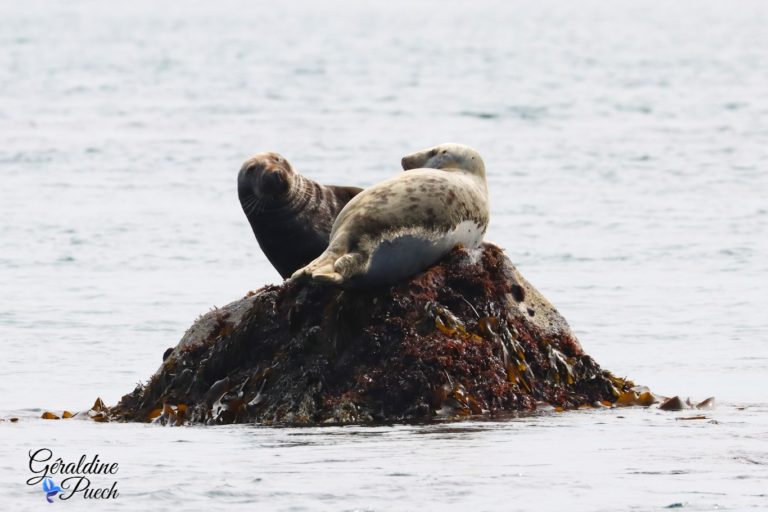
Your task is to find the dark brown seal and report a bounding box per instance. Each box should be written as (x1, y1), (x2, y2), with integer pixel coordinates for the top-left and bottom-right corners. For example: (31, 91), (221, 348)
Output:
(237, 152), (362, 279)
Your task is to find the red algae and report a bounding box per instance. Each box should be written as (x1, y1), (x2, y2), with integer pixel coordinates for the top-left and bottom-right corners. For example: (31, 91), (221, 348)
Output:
(110, 243), (632, 426)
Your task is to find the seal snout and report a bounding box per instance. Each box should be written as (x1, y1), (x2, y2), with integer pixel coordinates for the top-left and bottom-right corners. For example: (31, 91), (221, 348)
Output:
(401, 155), (418, 171)
(401, 147), (441, 171)
(260, 169), (290, 197)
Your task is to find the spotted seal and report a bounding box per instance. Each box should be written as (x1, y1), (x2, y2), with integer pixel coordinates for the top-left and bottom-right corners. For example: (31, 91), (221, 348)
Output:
(238, 152), (362, 279)
(290, 143), (489, 288)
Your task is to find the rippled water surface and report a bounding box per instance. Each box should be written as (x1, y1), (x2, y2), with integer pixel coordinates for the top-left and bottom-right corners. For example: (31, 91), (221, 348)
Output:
(1, 0), (767, 510)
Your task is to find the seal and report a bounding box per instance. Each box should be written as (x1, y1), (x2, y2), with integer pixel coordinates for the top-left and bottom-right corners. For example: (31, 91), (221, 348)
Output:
(290, 143), (489, 288)
(238, 152), (362, 279)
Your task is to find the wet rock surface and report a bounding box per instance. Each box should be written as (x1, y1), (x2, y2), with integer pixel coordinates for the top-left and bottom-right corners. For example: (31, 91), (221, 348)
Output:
(110, 243), (633, 426)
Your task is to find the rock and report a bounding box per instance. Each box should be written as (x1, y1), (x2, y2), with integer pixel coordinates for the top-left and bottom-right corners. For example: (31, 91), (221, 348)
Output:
(109, 243), (631, 426)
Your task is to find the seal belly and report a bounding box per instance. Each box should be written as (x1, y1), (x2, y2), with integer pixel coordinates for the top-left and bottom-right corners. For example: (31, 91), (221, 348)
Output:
(356, 220), (484, 287)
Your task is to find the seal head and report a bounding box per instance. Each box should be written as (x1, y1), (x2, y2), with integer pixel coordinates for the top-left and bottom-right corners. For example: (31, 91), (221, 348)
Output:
(401, 142), (486, 179)
(238, 152), (294, 205)
(238, 152), (362, 279)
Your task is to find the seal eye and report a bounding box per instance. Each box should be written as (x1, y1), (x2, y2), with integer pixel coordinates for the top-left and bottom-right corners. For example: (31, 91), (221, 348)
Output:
(428, 149), (438, 158)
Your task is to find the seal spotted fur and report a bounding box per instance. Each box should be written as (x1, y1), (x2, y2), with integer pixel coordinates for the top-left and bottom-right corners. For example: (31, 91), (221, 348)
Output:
(290, 143), (489, 287)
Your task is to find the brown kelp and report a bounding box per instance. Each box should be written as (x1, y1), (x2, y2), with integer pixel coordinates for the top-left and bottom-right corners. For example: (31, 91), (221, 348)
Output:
(107, 243), (654, 426)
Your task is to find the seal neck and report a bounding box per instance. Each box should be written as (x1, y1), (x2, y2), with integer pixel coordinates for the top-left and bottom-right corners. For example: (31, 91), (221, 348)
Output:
(260, 173), (315, 220)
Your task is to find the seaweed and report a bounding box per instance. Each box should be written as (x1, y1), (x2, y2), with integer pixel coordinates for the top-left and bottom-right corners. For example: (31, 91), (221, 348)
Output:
(105, 243), (655, 426)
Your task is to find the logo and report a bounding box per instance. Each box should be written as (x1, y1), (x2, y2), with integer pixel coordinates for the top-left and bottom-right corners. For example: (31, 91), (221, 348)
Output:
(27, 449), (119, 502)
(42, 478), (63, 503)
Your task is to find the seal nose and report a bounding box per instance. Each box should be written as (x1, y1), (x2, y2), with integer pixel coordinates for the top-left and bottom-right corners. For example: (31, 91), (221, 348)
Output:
(261, 170), (288, 196)
(401, 156), (411, 170)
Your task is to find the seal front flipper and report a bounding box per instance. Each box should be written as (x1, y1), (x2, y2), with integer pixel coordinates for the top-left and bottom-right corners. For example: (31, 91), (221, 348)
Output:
(312, 252), (365, 285)
(289, 252), (364, 286)
(331, 252), (364, 278)
(311, 252), (364, 285)
(310, 271), (345, 285)
(288, 253), (335, 283)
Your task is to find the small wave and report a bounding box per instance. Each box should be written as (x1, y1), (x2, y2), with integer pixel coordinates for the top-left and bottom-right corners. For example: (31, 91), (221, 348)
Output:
(459, 111), (499, 120)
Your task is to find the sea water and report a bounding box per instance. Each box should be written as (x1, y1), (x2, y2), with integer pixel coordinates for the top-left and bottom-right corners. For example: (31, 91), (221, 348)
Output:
(1, 0), (767, 510)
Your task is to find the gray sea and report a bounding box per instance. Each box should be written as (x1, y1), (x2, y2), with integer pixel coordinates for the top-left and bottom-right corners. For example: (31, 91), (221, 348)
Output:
(1, 0), (767, 510)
